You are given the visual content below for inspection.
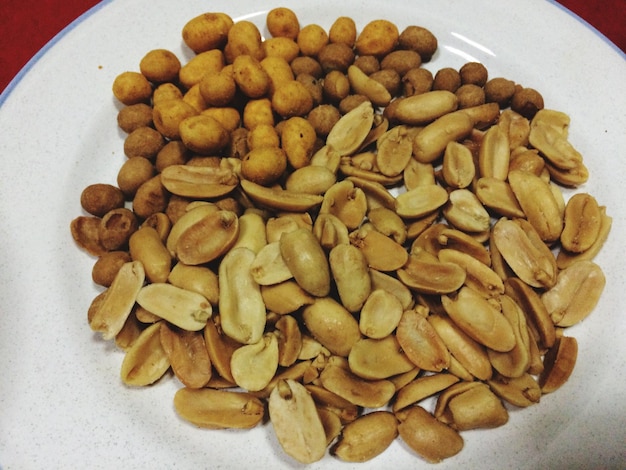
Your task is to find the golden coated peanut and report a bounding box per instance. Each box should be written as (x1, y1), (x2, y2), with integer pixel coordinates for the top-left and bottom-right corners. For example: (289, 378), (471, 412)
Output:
(90, 261), (145, 340)
(281, 116), (318, 168)
(396, 406), (463, 464)
(320, 362), (396, 408)
(139, 48), (181, 84)
(219, 247), (266, 345)
(488, 372), (542, 407)
(261, 280), (315, 315)
(397, 250), (466, 295)
(174, 387), (265, 429)
(240, 178), (323, 212)
(117, 102), (153, 133)
(175, 210), (239, 265)
(413, 110), (474, 163)
(318, 43), (356, 73)
(179, 114), (230, 155)
(269, 379), (327, 464)
(98, 207), (138, 251)
(329, 243), (371, 312)
(266, 7), (300, 39)
(350, 226), (409, 271)
(443, 189), (491, 233)
(441, 286), (516, 352)
(436, 382), (509, 430)
(241, 146), (288, 186)
(71, 216), (106, 256)
(475, 177), (525, 218)
(538, 335), (578, 393)
(394, 183), (449, 218)
(129, 226), (172, 283)
(271, 80), (314, 118)
(438, 248), (504, 298)
(396, 307), (450, 372)
(80, 183), (125, 217)
(355, 19), (398, 57)
(181, 12), (233, 53)
(441, 141), (475, 189)
(249, 241), (293, 285)
(132, 174), (169, 220)
(347, 65), (391, 107)
(393, 373), (460, 413)
(232, 54), (270, 98)
(326, 100), (374, 156)
(358, 289), (403, 338)
(302, 297), (360, 356)
(484, 77), (516, 107)
(92, 251), (132, 287)
(231, 333), (279, 391)
(152, 99), (198, 140)
(504, 277), (556, 349)
(224, 20), (265, 62)
(491, 218), (557, 289)
(508, 169), (563, 242)
(112, 71), (152, 105)
(167, 263), (219, 306)
(331, 411), (398, 462)
(120, 321), (170, 386)
(348, 335), (415, 380)
(487, 295), (531, 378)
(560, 193), (602, 253)
(393, 90), (458, 126)
(279, 228), (330, 297)
(136, 282), (212, 331)
(428, 313), (493, 381)
(160, 323), (212, 388)
(541, 260), (606, 327)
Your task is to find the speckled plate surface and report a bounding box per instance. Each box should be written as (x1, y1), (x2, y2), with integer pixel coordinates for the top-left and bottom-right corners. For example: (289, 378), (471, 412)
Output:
(1, 0), (625, 468)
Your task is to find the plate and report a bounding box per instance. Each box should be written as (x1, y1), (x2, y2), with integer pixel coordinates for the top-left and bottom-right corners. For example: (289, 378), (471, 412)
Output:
(1, 0), (625, 468)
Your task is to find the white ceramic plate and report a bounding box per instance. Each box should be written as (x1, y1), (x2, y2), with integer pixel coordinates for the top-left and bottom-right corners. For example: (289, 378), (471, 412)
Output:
(1, 0), (625, 468)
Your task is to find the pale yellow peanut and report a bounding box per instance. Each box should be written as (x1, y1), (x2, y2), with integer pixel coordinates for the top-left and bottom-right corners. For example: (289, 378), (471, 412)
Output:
(358, 289), (403, 338)
(478, 124), (510, 180)
(375, 125), (413, 177)
(487, 373), (541, 407)
(395, 183), (449, 218)
(347, 335), (415, 380)
(556, 206), (611, 268)
(249, 241), (293, 286)
(393, 373), (460, 413)
(475, 177), (525, 218)
(90, 261), (145, 340)
(175, 209), (239, 265)
(174, 387), (265, 429)
(441, 286), (516, 352)
(396, 307), (450, 372)
(350, 225), (409, 271)
(129, 226), (171, 283)
(369, 269), (414, 310)
(319, 362), (396, 408)
(541, 260), (606, 327)
(438, 248), (504, 298)
(331, 411), (398, 462)
(218, 247), (266, 344)
(269, 379), (327, 464)
(326, 101), (374, 156)
(397, 249), (466, 295)
(560, 193), (602, 253)
(167, 263), (219, 306)
(302, 297), (360, 356)
(436, 382), (509, 431)
(230, 333), (279, 391)
(261, 280), (315, 315)
(442, 141), (475, 188)
(240, 178), (324, 212)
(329, 243), (371, 312)
(428, 313), (493, 381)
(394, 90), (458, 126)
(396, 406), (463, 464)
(160, 322), (212, 389)
(280, 228), (330, 297)
(120, 321), (170, 386)
(442, 188), (491, 233)
(538, 335), (578, 393)
(231, 210), (267, 254)
(275, 315), (302, 367)
(413, 111), (474, 163)
(136, 283), (212, 331)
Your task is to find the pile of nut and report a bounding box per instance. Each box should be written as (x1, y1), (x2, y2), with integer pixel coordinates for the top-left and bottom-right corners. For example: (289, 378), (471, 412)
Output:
(70, 7), (611, 464)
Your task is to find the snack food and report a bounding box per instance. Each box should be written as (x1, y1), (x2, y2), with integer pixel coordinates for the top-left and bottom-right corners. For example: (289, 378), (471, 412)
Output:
(71, 6), (611, 464)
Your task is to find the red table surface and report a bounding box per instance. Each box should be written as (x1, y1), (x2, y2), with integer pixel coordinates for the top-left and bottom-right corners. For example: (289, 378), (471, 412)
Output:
(1, 0), (624, 94)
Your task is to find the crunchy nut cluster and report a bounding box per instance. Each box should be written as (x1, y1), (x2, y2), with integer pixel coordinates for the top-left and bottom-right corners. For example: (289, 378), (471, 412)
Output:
(71, 7), (611, 465)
